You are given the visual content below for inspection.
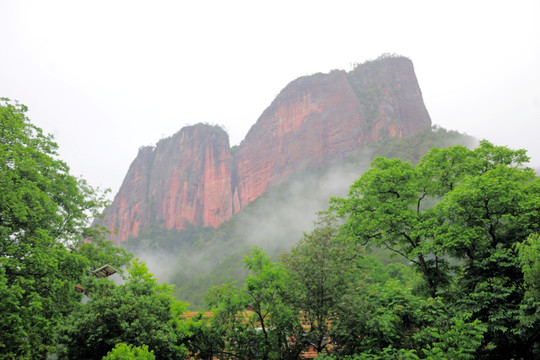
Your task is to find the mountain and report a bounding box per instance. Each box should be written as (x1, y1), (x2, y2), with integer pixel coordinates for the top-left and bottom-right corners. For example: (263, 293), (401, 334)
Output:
(98, 55), (432, 245)
(125, 126), (476, 307)
(100, 125), (233, 243)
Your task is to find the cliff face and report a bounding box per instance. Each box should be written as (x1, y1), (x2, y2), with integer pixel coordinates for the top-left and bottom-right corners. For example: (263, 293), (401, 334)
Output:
(346, 56), (431, 138)
(232, 70), (368, 210)
(100, 125), (233, 245)
(101, 146), (154, 243)
(232, 56), (431, 212)
(100, 56), (431, 243)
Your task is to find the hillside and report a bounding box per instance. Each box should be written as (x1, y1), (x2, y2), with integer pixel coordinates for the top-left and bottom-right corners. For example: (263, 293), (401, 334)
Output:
(124, 127), (476, 307)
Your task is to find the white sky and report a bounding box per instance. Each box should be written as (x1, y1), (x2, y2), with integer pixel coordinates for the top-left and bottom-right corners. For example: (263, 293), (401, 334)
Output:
(2, 0), (539, 197)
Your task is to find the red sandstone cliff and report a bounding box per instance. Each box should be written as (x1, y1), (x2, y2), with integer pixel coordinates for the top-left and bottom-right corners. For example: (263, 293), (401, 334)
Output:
(99, 55), (431, 243)
(232, 56), (431, 212)
(100, 125), (233, 245)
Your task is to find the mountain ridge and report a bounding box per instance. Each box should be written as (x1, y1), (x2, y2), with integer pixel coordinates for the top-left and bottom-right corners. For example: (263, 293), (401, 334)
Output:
(98, 55), (431, 244)
(125, 126), (476, 307)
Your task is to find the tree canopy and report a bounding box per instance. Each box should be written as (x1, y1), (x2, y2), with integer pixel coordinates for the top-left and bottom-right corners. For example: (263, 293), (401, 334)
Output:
(332, 140), (540, 358)
(102, 343), (155, 360)
(179, 141), (540, 359)
(0, 99), (181, 360)
(0, 98), (112, 359)
(2, 97), (538, 359)
(56, 259), (188, 360)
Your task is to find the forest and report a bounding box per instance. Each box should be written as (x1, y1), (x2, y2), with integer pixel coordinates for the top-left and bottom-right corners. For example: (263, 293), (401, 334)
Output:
(1, 98), (539, 360)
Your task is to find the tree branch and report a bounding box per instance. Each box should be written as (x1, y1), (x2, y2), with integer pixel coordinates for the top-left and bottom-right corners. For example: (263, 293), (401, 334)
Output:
(382, 241), (420, 266)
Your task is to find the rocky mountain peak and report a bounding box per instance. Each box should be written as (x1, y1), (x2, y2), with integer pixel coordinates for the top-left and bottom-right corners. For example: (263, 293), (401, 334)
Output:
(98, 55), (431, 244)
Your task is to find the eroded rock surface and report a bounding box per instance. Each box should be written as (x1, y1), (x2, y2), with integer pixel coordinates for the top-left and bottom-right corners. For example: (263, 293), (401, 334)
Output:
(99, 56), (431, 243)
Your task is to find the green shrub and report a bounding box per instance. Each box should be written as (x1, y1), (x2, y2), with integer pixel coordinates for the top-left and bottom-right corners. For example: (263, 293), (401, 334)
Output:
(102, 343), (155, 360)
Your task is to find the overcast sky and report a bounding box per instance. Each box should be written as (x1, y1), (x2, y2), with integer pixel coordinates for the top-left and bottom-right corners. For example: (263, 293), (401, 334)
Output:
(2, 0), (539, 197)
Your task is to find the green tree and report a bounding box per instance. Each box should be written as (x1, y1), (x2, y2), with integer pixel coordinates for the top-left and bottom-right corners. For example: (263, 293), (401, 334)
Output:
(206, 248), (302, 360)
(516, 233), (540, 301)
(434, 164), (540, 358)
(56, 259), (188, 360)
(0, 99), (109, 359)
(416, 315), (486, 360)
(102, 343), (155, 360)
(333, 141), (540, 358)
(318, 280), (485, 360)
(515, 233), (540, 355)
(281, 212), (363, 355)
(183, 312), (224, 360)
(327, 279), (487, 359)
(333, 155), (446, 298)
(330, 280), (424, 357)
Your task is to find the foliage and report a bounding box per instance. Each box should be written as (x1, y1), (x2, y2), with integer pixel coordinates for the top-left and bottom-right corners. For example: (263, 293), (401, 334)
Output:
(101, 343), (155, 360)
(281, 212), (363, 355)
(316, 285), (486, 360)
(516, 233), (540, 301)
(205, 248), (302, 360)
(416, 315), (486, 360)
(330, 280), (423, 357)
(126, 126), (474, 309)
(0, 99), (110, 359)
(333, 140), (540, 358)
(514, 233), (540, 354)
(183, 312), (224, 360)
(334, 154), (448, 297)
(56, 259), (188, 360)
(5, 98), (509, 360)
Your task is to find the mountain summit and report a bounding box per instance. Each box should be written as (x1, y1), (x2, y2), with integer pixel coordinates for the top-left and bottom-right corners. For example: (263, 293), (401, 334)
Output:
(99, 55), (431, 244)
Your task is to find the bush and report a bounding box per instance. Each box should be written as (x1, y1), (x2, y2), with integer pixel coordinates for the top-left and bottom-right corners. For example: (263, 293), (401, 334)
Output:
(102, 343), (155, 360)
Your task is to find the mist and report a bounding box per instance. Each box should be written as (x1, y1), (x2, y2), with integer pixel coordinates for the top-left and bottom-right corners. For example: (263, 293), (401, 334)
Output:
(125, 147), (375, 306)
(124, 126), (476, 307)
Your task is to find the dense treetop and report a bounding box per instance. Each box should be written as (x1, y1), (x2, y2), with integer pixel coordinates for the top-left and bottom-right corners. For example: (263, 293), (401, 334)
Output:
(1, 99), (538, 359)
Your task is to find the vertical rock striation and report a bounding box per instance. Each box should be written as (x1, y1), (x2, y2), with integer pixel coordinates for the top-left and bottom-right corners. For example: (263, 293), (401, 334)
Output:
(101, 146), (154, 243)
(99, 55), (431, 243)
(100, 125), (232, 245)
(231, 69), (368, 211)
(231, 56), (431, 212)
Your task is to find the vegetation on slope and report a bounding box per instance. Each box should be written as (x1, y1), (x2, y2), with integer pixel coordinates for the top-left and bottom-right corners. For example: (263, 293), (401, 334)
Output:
(194, 140), (540, 359)
(0, 99), (134, 359)
(3, 99), (538, 359)
(125, 125), (475, 307)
